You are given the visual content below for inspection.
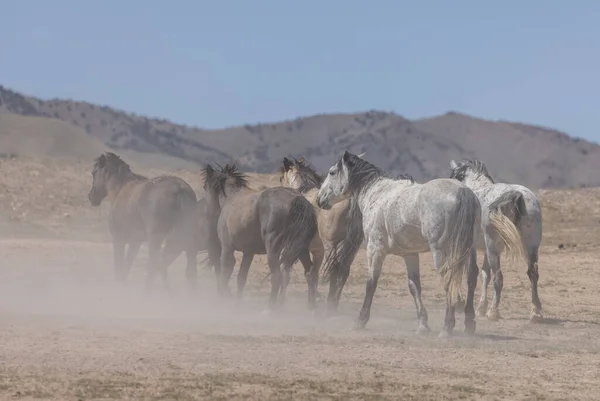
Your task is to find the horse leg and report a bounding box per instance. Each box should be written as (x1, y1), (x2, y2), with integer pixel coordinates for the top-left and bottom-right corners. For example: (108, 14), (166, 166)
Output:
(122, 241), (141, 280)
(476, 254), (492, 318)
(219, 245), (236, 297)
(325, 245), (340, 316)
(278, 265), (291, 308)
(334, 262), (351, 312)
(464, 247), (479, 335)
(145, 235), (165, 291)
(158, 240), (182, 294)
(326, 267), (339, 316)
(236, 253), (254, 303)
(300, 249), (318, 311)
(404, 253), (430, 334)
(527, 246), (543, 322)
(309, 243), (324, 309)
(184, 247), (198, 294)
(486, 250), (503, 321)
(266, 252), (283, 313)
(112, 237), (126, 282)
(431, 248), (456, 337)
(354, 242), (386, 330)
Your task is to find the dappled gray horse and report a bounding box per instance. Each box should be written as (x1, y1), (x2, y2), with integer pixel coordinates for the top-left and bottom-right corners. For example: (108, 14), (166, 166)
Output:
(279, 156), (363, 315)
(450, 159), (543, 322)
(317, 151), (480, 336)
(202, 164), (318, 312)
(88, 152), (199, 291)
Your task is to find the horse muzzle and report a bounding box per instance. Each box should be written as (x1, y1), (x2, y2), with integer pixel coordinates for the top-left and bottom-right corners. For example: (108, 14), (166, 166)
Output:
(88, 190), (103, 207)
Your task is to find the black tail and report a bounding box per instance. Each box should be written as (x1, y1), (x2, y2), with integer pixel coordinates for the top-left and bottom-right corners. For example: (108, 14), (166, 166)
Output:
(279, 196), (318, 267)
(322, 197), (363, 283)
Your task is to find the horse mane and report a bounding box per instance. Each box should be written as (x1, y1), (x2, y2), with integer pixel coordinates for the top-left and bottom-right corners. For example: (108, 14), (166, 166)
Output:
(345, 153), (413, 192)
(95, 152), (146, 181)
(450, 159), (494, 183)
(281, 157), (324, 193)
(395, 173), (415, 183)
(202, 163), (249, 197)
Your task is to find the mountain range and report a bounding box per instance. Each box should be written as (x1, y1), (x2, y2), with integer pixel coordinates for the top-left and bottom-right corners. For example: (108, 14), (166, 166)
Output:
(1, 84), (599, 188)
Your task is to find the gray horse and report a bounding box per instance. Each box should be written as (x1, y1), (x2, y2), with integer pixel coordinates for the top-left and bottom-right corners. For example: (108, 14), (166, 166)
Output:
(450, 159), (543, 322)
(316, 151), (480, 337)
(279, 156), (363, 315)
(88, 152), (199, 291)
(202, 163), (318, 312)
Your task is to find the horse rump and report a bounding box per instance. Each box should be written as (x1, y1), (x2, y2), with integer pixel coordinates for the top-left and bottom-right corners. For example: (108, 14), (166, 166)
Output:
(488, 190), (528, 261)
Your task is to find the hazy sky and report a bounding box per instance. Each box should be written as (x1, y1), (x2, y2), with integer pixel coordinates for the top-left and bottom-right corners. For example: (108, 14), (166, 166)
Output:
(2, 1), (599, 141)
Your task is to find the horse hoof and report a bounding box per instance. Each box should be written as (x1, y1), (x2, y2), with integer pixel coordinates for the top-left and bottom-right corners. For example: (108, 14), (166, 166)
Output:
(464, 320), (476, 335)
(352, 319), (367, 331)
(416, 323), (431, 335)
(476, 304), (488, 318)
(486, 308), (501, 321)
(438, 330), (453, 339)
(530, 311), (544, 323)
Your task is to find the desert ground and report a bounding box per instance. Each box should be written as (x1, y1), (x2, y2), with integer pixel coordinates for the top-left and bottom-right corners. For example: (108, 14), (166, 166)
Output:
(1, 157), (600, 400)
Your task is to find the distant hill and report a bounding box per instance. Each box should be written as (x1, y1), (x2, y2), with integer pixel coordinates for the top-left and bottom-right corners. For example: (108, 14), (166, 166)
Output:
(2, 84), (600, 188)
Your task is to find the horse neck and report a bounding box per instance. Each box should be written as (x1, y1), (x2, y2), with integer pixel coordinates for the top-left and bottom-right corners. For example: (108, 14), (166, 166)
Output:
(353, 176), (388, 213)
(221, 185), (253, 203)
(106, 174), (145, 202)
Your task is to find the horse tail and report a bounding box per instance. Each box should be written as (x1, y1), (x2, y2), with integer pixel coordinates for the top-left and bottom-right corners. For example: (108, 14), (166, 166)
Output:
(439, 187), (480, 306)
(279, 196), (318, 268)
(488, 191), (528, 262)
(321, 197), (363, 283)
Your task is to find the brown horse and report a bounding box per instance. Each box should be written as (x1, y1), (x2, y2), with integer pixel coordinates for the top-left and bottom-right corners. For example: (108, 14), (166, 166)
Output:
(279, 156), (363, 315)
(202, 163), (318, 312)
(88, 152), (199, 291)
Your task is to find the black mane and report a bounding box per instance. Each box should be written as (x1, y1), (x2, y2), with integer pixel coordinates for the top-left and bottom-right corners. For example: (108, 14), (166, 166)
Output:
(289, 158), (324, 192)
(450, 159), (494, 183)
(94, 152), (145, 181)
(202, 163), (249, 197)
(344, 153), (414, 193)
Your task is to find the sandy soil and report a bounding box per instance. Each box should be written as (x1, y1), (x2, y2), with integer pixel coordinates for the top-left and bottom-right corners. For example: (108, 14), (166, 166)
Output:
(1, 159), (600, 400)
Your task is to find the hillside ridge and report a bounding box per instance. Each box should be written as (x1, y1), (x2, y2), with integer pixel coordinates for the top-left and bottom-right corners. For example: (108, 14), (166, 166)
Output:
(2, 84), (600, 189)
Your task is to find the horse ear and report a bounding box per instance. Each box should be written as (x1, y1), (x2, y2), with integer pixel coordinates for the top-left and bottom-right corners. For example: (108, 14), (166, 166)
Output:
(298, 157), (305, 165)
(357, 151), (366, 159)
(450, 160), (458, 169)
(204, 164), (214, 177)
(342, 150), (351, 164)
(97, 154), (106, 168)
(283, 157), (293, 171)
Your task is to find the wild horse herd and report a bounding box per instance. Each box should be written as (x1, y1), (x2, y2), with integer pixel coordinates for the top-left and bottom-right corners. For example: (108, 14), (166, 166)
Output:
(87, 150), (543, 338)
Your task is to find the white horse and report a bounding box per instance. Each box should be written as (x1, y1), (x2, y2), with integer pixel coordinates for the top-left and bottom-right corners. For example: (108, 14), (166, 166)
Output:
(316, 151), (481, 337)
(450, 159), (543, 322)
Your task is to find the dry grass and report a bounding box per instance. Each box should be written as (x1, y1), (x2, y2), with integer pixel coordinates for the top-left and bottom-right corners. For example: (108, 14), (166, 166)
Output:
(1, 157), (600, 400)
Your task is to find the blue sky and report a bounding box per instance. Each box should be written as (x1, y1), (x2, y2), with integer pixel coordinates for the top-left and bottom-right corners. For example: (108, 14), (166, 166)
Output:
(2, 1), (599, 141)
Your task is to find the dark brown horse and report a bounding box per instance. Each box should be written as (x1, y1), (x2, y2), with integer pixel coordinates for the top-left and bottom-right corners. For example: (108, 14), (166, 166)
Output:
(202, 163), (318, 312)
(88, 152), (199, 291)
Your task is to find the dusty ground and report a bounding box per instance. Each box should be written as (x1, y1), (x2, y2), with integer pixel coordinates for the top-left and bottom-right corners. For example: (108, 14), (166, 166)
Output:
(1, 158), (600, 400)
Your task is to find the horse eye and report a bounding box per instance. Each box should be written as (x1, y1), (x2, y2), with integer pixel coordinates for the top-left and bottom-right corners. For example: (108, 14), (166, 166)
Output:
(329, 171), (334, 176)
